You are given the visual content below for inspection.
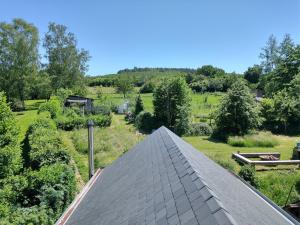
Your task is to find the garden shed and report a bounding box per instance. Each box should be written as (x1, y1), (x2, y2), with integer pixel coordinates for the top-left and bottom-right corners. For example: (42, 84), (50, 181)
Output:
(57, 127), (299, 225)
(64, 95), (94, 115)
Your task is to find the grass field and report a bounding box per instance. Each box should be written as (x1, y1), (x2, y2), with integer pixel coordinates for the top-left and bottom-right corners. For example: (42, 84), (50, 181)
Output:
(87, 86), (221, 120)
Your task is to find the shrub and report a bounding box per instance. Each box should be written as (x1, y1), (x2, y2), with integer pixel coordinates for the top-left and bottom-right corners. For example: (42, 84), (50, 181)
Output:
(187, 123), (212, 136)
(27, 118), (70, 169)
(92, 105), (111, 116)
(89, 115), (112, 127)
(227, 132), (279, 147)
(134, 95), (144, 116)
(0, 92), (21, 178)
(214, 80), (261, 137)
(55, 114), (111, 131)
(135, 111), (155, 133)
(38, 100), (60, 119)
(140, 81), (155, 93)
(239, 165), (259, 188)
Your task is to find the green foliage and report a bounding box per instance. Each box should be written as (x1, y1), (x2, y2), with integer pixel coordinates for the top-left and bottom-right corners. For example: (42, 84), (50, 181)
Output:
(27, 117), (70, 169)
(261, 90), (300, 134)
(27, 163), (76, 217)
(187, 123), (212, 136)
(239, 165), (260, 188)
(244, 65), (262, 83)
(115, 75), (134, 98)
(0, 19), (39, 108)
(153, 77), (192, 136)
(44, 23), (90, 91)
(139, 81), (156, 93)
(214, 80), (261, 137)
(56, 88), (73, 107)
(134, 95), (144, 116)
(0, 92), (21, 179)
(196, 65), (225, 77)
(135, 111), (155, 133)
(227, 132), (279, 147)
(258, 171), (300, 206)
(27, 71), (52, 100)
(55, 114), (111, 131)
(38, 100), (60, 119)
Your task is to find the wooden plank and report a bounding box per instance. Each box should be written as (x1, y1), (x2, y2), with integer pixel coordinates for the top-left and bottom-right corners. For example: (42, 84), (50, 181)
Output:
(239, 152), (280, 158)
(232, 153), (300, 166)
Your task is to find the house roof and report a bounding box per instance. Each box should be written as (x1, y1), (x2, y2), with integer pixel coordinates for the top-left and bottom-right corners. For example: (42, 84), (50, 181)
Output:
(62, 127), (298, 225)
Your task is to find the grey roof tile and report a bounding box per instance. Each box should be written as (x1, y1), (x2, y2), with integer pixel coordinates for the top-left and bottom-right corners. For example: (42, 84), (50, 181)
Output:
(64, 126), (297, 225)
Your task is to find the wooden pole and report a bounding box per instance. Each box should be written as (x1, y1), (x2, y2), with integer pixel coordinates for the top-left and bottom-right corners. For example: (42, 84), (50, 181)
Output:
(88, 120), (94, 179)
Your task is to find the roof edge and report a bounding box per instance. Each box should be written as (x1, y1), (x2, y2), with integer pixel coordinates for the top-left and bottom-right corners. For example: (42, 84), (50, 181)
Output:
(159, 126), (299, 225)
(158, 127), (238, 225)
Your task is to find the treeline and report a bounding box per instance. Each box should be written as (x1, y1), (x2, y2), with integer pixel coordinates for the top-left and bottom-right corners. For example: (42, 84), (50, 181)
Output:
(117, 67), (196, 74)
(0, 92), (76, 224)
(0, 19), (90, 110)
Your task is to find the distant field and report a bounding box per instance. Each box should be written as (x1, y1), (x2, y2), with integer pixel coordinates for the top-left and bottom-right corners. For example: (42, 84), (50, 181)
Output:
(87, 86), (222, 120)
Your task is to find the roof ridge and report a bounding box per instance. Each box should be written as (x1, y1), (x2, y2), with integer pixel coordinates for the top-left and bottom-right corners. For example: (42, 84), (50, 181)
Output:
(158, 127), (237, 225)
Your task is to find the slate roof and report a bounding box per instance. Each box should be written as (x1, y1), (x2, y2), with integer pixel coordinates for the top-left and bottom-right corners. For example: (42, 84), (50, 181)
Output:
(64, 126), (298, 225)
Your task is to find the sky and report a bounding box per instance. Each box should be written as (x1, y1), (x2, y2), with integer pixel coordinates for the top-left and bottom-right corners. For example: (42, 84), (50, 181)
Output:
(1, 0), (300, 76)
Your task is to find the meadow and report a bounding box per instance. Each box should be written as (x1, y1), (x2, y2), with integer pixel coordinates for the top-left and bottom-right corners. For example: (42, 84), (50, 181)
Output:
(14, 87), (300, 206)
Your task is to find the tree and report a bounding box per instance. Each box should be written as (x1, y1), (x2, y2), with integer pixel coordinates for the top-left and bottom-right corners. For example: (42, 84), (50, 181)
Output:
(244, 65), (262, 84)
(0, 92), (22, 179)
(115, 76), (134, 98)
(214, 80), (261, 136)
(0, 19), (39, 108)
(27, 71), (52, 99)
(260, 35), (279, 73)
(153, 77), (191, 135)
(134, 95), (144, 116)
(279, 34), (294, 60)
(196, 65), (225, 77)
(43, 23), (90, 91)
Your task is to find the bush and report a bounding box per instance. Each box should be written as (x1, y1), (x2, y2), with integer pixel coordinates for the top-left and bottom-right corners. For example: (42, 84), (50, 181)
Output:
(227, 132), (279, 147)
(187, 123), (212, 136)
(55, 114), (111, 131)
(135, 111), (155, 133)
(27, 118), (71, 169)
(134, 95), (144, 116)
(140, 81), (155, 93)
(92, 105), (111, 116)
(239, 165), (259, 188)
(38, 100), (60, 119)
(0, 92), (21, 179)
(214, 80), (261, 137)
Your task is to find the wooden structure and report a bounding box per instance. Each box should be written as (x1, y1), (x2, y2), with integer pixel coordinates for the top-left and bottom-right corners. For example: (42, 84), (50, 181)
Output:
(64, 95), (94, 115)
(117, 100), (129, 114)
(232, 152), (300, 166)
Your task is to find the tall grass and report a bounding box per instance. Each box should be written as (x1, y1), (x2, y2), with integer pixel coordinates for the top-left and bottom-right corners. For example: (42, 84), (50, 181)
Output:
(228, 132), (279, 147)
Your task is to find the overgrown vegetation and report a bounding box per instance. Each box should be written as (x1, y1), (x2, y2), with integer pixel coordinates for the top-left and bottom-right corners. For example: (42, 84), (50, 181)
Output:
(228, 132), (279, 147)
(0, 93), (76, 224)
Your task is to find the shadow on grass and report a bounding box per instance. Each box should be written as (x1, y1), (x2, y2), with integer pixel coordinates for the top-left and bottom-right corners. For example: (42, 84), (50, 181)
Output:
(25, 100), (46, 111)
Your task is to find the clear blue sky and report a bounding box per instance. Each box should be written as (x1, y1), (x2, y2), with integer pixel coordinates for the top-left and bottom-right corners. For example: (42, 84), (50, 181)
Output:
(1, 0), (300, 75)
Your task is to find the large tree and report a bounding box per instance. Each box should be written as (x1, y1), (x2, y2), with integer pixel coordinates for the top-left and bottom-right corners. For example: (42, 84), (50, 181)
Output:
(115, 75), (134, 98)
(244, 65), (262, 84)
(260, 35), (279, 73)
(153, 77), (191, 135)
(43, 23), (90, 91)
(0, 19), (39, 108)
(214, 80), (261, 136)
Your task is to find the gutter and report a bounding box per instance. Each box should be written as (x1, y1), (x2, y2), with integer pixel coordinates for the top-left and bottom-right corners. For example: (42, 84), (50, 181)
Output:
(55, 169), (102, 225)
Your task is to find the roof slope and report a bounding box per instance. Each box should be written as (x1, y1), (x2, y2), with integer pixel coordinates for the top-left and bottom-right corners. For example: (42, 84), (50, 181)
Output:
(65, 127), (297, 225)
